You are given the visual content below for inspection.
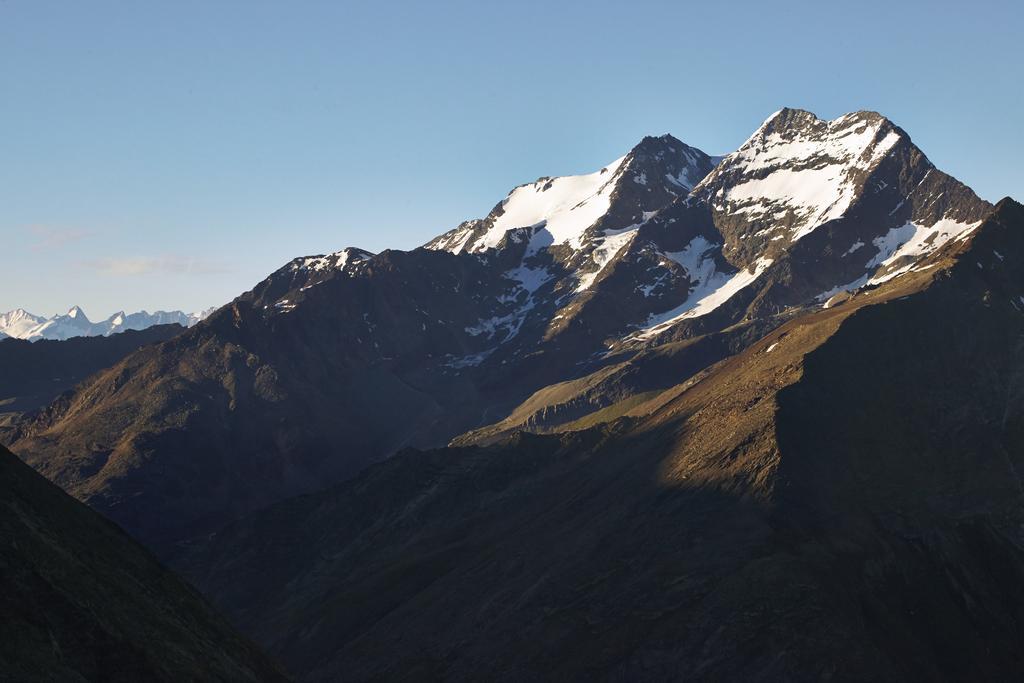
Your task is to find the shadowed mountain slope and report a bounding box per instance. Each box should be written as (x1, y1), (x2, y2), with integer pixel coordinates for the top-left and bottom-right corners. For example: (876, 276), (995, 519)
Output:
(0, 323), (184, 428)
(0, 442), (288, 682)
(176, 201), (1024, 681)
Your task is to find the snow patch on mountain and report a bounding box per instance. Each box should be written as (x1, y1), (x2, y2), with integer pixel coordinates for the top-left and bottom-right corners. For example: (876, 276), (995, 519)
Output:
(478, 155), (627, 253)
(465, 262), (555, 344)
(575, 229), (637, 292)
(639, 258), (773, 338)
(634, 237), (774, 339)
(814, 217), (982, 302)
(866, 217), (979, 278)
(843, 240), (865, 256)
(506, 264), (554, 295)
(291, 247), (374, 273)
(427, 134), (721, 263)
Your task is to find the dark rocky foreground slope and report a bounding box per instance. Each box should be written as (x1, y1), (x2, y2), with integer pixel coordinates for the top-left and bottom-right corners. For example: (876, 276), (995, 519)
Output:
(0, 443), (288, 681)
(3, 109), (993, 557)
(176, 199), (1024, 681)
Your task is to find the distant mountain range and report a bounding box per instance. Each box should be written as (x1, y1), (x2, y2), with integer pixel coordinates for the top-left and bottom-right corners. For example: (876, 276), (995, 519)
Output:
(7, 107), (1024, 680)
(0, 305), (216, 341)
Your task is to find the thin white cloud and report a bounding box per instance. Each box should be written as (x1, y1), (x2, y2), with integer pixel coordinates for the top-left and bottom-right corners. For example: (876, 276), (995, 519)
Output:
(29, 225), (94, 251)
(85, 255), (231, 276)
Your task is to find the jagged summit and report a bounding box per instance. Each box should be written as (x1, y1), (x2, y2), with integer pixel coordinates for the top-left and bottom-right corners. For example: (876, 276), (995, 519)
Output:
(753, 106), (892, 135)
(646, 106), (992, 331)
(424, 133), (718, 256)
(694, 107), (915, 246)
(627, 133), (711, 190)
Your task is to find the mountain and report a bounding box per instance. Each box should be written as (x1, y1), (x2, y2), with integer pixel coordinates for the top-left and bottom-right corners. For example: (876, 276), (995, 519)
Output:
(6, 108), (1022, 679)
(0, 324), (186, 430)
(456, 109), (994, 443)
(0, 305), (216, 341)
(0, 308), (48, 338)
(0, 442), (288, 681)
(176, 198), (1024, 681)
(3, 109), (993, 557)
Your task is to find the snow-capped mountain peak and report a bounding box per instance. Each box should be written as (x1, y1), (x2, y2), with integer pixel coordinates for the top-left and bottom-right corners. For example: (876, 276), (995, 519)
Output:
(694, 108), (908, 246)
(425, 134), (719, 256)
(671, 107), (991, 321)
(406, 114), (988, 352)
(0, 308), (48, 339)
(427, 153), (627, 255)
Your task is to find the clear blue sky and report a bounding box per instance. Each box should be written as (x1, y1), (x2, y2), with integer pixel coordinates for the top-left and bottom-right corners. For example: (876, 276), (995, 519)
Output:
(2, 0), (1020, 319)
